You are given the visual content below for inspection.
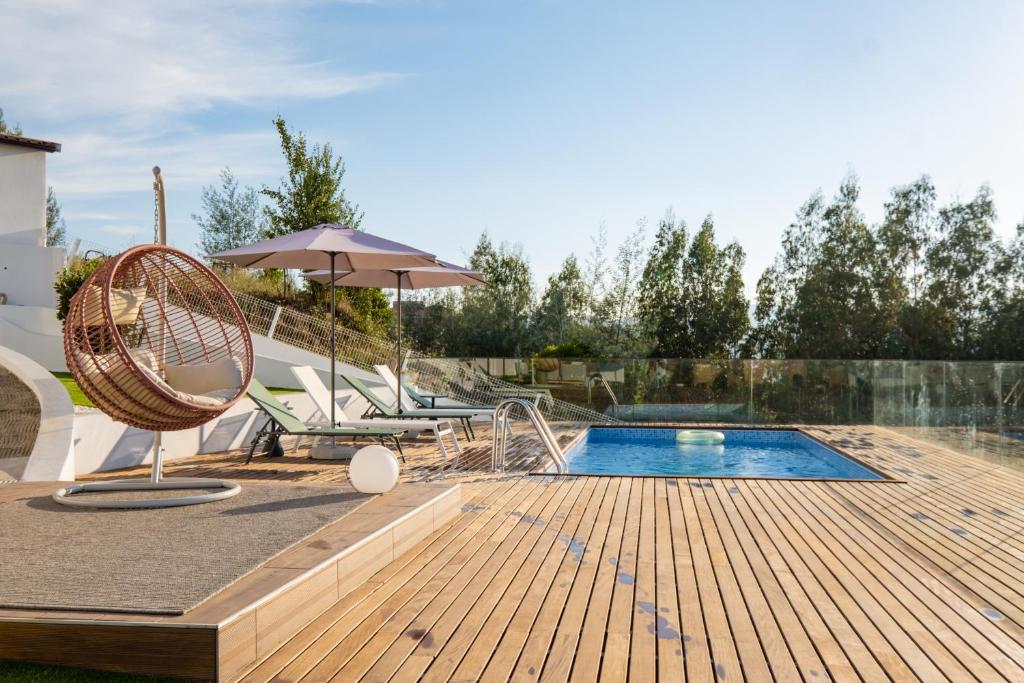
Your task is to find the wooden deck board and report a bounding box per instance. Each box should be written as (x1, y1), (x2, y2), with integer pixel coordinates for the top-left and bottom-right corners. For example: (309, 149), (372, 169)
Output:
(74, 422), (1024, 681)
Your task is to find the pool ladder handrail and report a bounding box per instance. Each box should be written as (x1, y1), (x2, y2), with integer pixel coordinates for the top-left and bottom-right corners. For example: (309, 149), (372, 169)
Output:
(491, 398), (567, 474)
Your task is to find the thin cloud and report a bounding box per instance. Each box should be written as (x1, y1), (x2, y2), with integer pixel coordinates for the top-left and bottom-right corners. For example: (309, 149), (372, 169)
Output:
(100, 224), (144, 236)
(0, 1), (399, 127)
(48, 129), (281, 196)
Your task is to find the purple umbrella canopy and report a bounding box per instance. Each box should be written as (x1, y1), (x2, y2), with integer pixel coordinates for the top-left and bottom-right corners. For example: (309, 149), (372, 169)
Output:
(209, 224), (437, 271)
(302, 260), (487, 413)
(209, 224), (439, 430)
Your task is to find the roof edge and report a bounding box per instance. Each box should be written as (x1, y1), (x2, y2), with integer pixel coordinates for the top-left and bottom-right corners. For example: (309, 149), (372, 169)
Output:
(0, 132), (61, 153)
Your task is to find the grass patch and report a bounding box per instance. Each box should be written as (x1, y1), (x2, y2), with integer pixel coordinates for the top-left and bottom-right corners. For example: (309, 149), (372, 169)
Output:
(51, 371), (299, 408)
(51, 372), (93, 407)
(0, 661), (173, 682)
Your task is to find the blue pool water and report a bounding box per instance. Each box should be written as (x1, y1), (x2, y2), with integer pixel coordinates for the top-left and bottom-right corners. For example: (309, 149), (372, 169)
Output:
(561, 428), (884, 479)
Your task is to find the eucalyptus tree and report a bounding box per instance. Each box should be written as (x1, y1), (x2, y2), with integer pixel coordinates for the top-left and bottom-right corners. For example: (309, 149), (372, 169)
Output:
(923, 186), (1003, 359)
(593, 221), (649, 356)
(681, 216), (749, 357)
(260, 116), (389, 334)
(637, 212), (688, 356)
(791, 177), (885, 358)
(638, 212), (749, 358)
(194, 167), (263, 258)
(534, 255), (590, 347)
(46, 187), (67, 247)
(457, 232), (536, 356)
(876, 176), (937, 357)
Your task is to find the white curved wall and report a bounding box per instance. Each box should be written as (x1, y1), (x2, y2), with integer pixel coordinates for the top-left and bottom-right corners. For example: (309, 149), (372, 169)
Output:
(0, 344), (75, 481)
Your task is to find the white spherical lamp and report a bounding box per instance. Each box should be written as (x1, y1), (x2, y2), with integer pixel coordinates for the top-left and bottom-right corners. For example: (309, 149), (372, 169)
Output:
(349, 445), (400, 493)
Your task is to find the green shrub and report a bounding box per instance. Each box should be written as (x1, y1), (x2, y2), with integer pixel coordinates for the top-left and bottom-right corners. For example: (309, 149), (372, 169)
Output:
(534, 340), (596, 359)
(53, 257), (105, 323)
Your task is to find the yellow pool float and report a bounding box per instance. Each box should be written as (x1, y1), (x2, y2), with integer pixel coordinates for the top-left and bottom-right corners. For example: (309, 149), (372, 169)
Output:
(675, 430), (726, 444)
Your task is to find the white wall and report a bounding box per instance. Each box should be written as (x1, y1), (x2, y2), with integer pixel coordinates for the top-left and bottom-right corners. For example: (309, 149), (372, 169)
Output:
(0, 305), (68, 370)
(70, 387), (379, 475)
(0, 143), (46, 245)
(0, 243), (64, 307)
(0, 141), (64, 308)
(0, 344), (75, 482)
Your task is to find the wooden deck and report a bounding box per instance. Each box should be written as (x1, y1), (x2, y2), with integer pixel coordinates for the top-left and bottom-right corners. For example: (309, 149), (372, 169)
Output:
(82, 423), (1024, 682)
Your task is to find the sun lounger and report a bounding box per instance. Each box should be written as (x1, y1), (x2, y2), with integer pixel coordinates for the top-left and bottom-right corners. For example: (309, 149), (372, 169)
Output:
(339, 372), (493, 440)
(245, 379), (407, 464)
(372, 364), (500, 411)
(290, 366), (462, 466)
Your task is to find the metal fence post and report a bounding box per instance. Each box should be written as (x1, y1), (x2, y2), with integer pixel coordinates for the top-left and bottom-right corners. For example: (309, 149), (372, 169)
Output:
(267, 305), (283, 339)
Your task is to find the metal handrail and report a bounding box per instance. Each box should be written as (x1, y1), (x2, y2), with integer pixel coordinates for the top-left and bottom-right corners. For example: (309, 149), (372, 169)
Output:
(586, 372), (619, 407)
(491, 398), (567, 474)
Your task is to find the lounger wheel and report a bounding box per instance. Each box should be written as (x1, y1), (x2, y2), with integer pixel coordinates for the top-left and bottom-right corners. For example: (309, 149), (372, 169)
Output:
(52, 478), (242, 509)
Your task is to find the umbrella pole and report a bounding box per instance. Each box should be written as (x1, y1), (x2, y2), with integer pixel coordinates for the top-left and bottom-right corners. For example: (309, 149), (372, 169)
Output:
(396, 271), (403, 414)
(329, 252), (337, 432)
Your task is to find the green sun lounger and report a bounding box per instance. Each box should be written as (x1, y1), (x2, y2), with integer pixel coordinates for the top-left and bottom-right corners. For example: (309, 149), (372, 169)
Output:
(340, 372), (491, 440)
(245, 379), (407, 463)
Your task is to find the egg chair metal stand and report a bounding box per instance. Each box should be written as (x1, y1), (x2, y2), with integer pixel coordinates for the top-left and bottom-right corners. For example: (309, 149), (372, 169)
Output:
(56, 243), (254, 508)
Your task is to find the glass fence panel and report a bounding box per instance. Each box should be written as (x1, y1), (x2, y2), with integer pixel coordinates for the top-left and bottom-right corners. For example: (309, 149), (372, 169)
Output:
(427, 357), (1024, 470)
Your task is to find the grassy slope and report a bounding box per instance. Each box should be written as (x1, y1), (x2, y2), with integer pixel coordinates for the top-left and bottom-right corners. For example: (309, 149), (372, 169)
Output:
(51, 372), (300, 408)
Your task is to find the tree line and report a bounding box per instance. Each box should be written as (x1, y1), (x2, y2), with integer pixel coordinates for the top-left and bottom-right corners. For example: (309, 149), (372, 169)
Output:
(405, 176), (1024, 362)
(186, 117), (1024, 362)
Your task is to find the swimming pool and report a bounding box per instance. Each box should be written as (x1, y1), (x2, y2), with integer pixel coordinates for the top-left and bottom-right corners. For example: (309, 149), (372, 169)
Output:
(559, 428), (885, 480)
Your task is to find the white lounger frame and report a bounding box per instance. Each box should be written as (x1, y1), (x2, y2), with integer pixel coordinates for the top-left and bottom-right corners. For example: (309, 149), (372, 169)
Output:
(290, 366), (462, 467)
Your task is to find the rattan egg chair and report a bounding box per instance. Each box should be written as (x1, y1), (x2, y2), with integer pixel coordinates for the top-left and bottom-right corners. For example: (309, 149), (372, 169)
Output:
(55, 244), (254, 508)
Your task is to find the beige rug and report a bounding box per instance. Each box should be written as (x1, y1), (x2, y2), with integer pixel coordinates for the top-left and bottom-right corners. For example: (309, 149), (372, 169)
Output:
(0, 365), (40, 459)
(0, 483), (372, 615)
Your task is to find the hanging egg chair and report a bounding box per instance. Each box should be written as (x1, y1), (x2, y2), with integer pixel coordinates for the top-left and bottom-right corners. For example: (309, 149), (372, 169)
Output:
(55, 243), (254, 508)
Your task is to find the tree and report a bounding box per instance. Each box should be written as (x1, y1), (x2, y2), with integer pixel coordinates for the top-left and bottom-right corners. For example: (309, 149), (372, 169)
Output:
(592, 221), (648, 356)
(745, 266), (786, 358)
(681, 216), (749, 357)
(583, 223), (609, 309)
(46, 186), (66, 247)
(983, 222), (1024, 359)
(876, 176), (937, 357)
(261, 116), (389, 335)
(789, 177), (886, 358)
(261, 116), (362, 236)
(637, 211), (688, 356)
(456, 232), (535, 356)
(923, 186), (1002, 359)
(534, 255), (590, 347)
(194, 168), (264, 259)
(0, 108), (21, 135)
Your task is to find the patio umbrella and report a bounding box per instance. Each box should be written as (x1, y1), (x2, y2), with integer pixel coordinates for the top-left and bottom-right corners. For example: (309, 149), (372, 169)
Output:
(210, 224), (437, 428)
(303, 260), (487, 412)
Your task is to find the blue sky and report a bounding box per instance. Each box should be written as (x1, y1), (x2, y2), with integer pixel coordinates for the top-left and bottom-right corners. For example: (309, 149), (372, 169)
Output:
(3, 1), (1022, 294)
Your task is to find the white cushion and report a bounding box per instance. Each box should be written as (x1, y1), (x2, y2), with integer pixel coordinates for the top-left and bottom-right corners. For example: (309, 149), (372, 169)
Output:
(82, 286), (147, 326)
(164, 356), (243, 396)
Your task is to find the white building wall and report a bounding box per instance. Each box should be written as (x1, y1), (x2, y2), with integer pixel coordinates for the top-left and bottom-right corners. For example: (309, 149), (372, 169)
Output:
(0, 141), (64, 307)
(0, 143), (46, 245)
